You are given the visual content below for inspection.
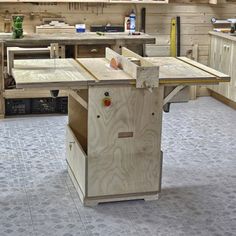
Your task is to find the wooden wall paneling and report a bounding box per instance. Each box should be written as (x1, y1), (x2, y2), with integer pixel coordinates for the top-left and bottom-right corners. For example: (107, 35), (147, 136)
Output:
(146, 3), (236, 14)
(143, 3), (236, 64)
(145, 45), (209, 57)
(146, 23), (212, 35)
(209, 0), (218, 4)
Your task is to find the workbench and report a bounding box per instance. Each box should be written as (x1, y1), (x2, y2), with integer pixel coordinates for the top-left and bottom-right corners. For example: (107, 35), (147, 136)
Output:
(12, 48), (229, 206)
(0, 32), (155, 47)
(0, 32), (155, 117)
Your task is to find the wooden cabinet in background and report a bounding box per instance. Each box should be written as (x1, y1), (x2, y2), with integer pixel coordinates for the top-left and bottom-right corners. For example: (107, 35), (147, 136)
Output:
(75, 45), (110, 58)
(0, 42), (4, 118)
(230, 44), (236, 102)
(208, 35), (236, 102)
(0, 0), (168, 3)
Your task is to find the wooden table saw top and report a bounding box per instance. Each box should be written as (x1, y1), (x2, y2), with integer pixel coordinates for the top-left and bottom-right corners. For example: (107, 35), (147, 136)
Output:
(12, 57), (229, 89)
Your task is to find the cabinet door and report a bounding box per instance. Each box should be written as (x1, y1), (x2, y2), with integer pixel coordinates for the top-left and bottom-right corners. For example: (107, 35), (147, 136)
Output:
(66, 126), (86, 195)
(87, 86), (164, 197)
(218, 38), (232, 98)
(208, 36), (222, 93)
(229, 42), (236, 102)
(0, 42), (4, 117)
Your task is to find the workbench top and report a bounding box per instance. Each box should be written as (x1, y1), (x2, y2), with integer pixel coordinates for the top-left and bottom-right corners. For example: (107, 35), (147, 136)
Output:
(145, 57), (229, 84)
(209, 31), (236, 42)
(0, 32), (155, 46)
(12, 57), (229, 89)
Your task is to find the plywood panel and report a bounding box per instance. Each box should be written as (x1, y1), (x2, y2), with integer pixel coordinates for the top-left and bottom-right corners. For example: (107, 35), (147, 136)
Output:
(0, 41), (4, 117)
(87, 85), (164, 197)
(66, 125), (86, 196)
(12, 58), (95, 88)
(68, 93), (88, 154)
(78, 58), (133, 83)
(145, 57), (216, 81)
(229, 41), (236, 102)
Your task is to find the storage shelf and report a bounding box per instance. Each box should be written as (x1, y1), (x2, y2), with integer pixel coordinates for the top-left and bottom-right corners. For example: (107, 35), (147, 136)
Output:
(109, 0), (168, 3)
(0, 0), (168, 3)
(3, 89), (68, 99)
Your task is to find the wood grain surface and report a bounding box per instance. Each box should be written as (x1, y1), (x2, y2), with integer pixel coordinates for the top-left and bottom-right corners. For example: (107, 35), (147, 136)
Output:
(105, 47), (159, 89)
(178, 56), (230, 81)
(78, 58), (134, 84)
(12, 58), (95, 88)
(12, 56), (228, 90)
(68, 93), (88, 154)
(66, 125), (86, 196)
(0, 42), (4, 117)
(87, 85), (164, 197)
(209, 31), (236, 43)
(0, 32), (155, 47)
(145, 57), (223, 84)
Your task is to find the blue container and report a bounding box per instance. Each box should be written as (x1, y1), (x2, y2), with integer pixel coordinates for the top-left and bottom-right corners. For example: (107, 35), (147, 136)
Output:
(129, 10), (136, 34)
(76, 24), (86, 33)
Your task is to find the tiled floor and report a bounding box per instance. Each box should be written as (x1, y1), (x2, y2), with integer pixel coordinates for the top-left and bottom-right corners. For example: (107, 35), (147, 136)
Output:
(0, 97), (235, 236)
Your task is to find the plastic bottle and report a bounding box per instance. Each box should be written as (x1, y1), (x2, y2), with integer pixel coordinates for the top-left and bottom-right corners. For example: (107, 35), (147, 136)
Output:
(129, 10), (136, 34)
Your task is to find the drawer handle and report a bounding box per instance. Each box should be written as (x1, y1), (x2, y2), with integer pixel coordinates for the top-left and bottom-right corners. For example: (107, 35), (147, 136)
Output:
(69, 141), (75, 151)
(90, 48), (98, 53)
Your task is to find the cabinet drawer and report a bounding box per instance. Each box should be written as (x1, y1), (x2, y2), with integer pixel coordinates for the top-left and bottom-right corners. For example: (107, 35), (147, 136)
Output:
(77, 45), (110, 58)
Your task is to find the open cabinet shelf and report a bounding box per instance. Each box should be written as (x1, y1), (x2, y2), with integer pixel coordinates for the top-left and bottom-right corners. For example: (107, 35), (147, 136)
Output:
(0, 0), (169, 3)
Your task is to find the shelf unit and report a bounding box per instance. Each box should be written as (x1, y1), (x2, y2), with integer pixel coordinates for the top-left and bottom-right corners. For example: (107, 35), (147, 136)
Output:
(0, 42), (4, 118)
(0, 0), (169, 3)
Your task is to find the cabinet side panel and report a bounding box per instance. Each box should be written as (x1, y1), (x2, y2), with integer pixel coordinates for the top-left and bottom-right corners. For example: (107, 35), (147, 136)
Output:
(66, 125), (86, 196)
(68, 93), (88, 154)
(229, 42), (236, 102)
(87, 85), (164, 197)
(0, 42), (4, 117)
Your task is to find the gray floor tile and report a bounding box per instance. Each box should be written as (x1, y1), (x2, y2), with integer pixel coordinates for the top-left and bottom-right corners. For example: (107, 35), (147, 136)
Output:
(0, 97), (235, 236)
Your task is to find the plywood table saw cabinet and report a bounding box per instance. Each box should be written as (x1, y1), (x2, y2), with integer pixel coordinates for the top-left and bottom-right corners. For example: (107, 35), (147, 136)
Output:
(12, 48), (229, 206)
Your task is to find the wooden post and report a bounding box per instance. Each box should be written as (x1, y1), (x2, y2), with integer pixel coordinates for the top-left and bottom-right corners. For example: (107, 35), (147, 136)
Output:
(190, 44), (199, 100)
(0, 41), (4, 118)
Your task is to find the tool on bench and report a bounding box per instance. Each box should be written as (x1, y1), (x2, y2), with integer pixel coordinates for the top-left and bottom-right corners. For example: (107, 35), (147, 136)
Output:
(170, 16), (181, 57)
(141, 8), (146, 33)
(50, 43), (60, 98)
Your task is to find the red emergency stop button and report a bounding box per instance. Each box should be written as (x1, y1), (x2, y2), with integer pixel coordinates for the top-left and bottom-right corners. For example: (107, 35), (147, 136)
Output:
(103, 98), (111, 107)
